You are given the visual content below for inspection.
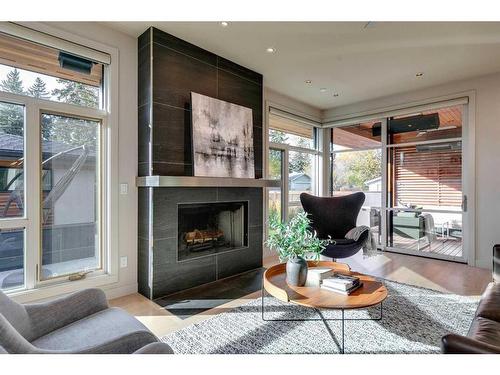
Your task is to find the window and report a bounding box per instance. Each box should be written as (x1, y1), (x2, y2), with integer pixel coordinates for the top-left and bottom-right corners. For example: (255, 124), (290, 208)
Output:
(40, 113), (101, 279)
(267, 110), (320, 226)
(0, 100), (25, 288)
(0, 101), (24, 219)
(0, 31), (109, 291)
(268, 148), (283, 225)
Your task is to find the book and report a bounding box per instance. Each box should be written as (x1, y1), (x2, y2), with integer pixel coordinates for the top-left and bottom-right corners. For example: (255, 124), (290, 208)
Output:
(305, 267), (335, 287)
(322, 274), (360, 290)
(321, 282), (363, 295)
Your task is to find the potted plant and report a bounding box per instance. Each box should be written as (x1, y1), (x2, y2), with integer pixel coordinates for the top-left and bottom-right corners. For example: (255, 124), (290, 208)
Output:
(266, 211), (333, 286)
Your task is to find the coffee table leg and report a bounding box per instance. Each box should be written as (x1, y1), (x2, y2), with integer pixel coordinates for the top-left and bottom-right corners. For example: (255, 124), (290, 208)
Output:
(341, 309), (345, 354)
(261, 286), (383, 354)
(261, 284), (266, 320)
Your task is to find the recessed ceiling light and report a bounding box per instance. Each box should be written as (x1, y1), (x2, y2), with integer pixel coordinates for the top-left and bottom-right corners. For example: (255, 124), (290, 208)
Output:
(220, 22), (229, 27)
(320, 88), (327, 92)
(416, 72), (424, 77)
(305, 80), (312, 84)
(266, 47), (276, 54)
(333, 93), (339, 97)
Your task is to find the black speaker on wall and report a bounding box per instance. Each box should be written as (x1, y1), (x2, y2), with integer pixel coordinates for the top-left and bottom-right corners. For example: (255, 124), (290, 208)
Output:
(494, 244), (500, 282)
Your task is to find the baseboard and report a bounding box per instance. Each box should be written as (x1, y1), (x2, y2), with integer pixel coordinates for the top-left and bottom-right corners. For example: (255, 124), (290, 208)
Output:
(102, 282), (138, 300)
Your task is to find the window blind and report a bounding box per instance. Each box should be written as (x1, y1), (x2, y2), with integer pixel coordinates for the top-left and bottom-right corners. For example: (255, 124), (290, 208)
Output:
(268, 107), (318, 138)
(0, 22), (111, 65)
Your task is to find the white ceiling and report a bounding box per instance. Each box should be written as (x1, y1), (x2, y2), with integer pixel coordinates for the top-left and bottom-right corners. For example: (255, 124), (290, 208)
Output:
(104, 22), (500, 110)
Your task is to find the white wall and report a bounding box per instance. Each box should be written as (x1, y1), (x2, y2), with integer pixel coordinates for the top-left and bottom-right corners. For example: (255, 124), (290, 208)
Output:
(323, 72), (500, 270)
(37, 22), (139, 298)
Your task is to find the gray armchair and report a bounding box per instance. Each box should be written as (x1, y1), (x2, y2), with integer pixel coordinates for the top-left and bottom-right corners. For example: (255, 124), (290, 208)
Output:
(0, 288), (173, 354)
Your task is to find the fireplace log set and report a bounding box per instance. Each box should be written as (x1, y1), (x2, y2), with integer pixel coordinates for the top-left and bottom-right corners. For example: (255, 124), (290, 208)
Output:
(183, 229), (227, 252)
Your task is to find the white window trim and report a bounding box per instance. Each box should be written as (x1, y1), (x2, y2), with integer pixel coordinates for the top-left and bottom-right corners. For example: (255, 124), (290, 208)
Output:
(0, 22), (120, 302)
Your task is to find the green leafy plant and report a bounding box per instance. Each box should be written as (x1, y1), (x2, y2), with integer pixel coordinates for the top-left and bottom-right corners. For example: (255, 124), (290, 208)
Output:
(266, 211), (333, 262)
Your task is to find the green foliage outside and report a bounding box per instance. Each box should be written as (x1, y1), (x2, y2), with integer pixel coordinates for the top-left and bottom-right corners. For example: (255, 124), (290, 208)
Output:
(27, 77), (50, 99)
(1, 68), (24, 94)
(269, 129), (313, 176)
(51, 80), (99, 108)
(332, 149), (381, 192)
(0, 68), (99, 146)
(266, 211), (332, 262)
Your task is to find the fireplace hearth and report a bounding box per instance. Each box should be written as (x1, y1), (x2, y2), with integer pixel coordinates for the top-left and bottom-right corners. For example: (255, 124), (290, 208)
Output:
(178, 201), (248, 261)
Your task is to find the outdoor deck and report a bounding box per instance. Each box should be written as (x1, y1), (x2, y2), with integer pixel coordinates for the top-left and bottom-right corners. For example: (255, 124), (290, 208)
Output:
(391, 235), (463, 258)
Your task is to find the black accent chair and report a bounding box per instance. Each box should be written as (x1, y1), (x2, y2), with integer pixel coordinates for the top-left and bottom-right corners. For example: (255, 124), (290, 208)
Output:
(300, 192), (367, 260)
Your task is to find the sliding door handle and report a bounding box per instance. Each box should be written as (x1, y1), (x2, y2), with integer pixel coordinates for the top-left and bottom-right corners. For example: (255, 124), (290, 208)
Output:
(462, 195), (468, 212)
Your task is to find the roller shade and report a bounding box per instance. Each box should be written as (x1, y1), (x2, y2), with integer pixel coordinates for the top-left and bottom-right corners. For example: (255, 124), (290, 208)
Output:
(0, 31), (103, 87)
(0, 22), (111, 65)
(269, 107), (318, 138)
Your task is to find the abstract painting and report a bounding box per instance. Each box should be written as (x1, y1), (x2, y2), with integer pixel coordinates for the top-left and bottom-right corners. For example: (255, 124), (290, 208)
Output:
(191, 92), (255, 178)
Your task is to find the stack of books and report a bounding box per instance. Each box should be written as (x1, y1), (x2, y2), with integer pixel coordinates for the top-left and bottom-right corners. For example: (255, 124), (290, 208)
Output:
(304, 267), (335, 287)
(321, 273), (362, 295)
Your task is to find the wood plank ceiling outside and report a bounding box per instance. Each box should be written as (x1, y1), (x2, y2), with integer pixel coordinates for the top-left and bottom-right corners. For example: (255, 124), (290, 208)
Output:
(332, 106), (462, 149)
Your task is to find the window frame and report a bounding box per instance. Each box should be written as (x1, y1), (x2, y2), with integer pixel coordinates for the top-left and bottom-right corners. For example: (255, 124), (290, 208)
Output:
(266, 105), (323, 224)
(0, 23), (120, 299)
(37, 108), (104, 284)
(0, 89), (109, 291)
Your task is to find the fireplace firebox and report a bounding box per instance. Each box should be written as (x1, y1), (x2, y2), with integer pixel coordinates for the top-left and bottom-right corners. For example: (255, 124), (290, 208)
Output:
(178, 201), (248, 261)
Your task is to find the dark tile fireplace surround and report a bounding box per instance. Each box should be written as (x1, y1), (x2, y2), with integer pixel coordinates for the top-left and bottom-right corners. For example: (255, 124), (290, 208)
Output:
(137, 27), (266, 300)
(138, 187), (262, 299)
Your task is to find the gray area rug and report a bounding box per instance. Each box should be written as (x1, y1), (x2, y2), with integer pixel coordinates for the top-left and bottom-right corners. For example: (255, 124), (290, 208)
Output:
(161, 279), (479, 354)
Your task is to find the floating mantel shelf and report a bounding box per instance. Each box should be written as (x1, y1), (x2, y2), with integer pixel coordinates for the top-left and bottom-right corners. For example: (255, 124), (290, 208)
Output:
(136, 176), (281, 188)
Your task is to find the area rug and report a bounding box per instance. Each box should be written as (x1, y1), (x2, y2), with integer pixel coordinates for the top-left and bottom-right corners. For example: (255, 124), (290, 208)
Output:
(161, 279), (479, 354)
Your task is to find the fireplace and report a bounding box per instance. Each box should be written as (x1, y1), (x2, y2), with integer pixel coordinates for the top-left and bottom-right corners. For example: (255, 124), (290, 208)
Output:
(177, 201), (248, 261)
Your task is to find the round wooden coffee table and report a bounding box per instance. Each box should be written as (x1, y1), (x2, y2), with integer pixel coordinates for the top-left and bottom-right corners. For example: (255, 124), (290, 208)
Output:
(262, 261), (388, 353)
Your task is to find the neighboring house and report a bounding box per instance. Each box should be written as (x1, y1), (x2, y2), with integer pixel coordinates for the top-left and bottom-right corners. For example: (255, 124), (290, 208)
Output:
(289, 172), (311, 191)
(365, 176), (382, 192)
(0, 133), (97, 277)
(0, 132), (96, 224)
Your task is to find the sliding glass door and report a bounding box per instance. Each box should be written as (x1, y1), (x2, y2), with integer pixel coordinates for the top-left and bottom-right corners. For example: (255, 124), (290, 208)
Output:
(330, 103), (467, 263)
(386, 105), (465, 261)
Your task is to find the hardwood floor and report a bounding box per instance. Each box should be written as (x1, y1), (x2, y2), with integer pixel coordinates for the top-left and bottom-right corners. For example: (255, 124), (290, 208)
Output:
(110, 251), (492, 337)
